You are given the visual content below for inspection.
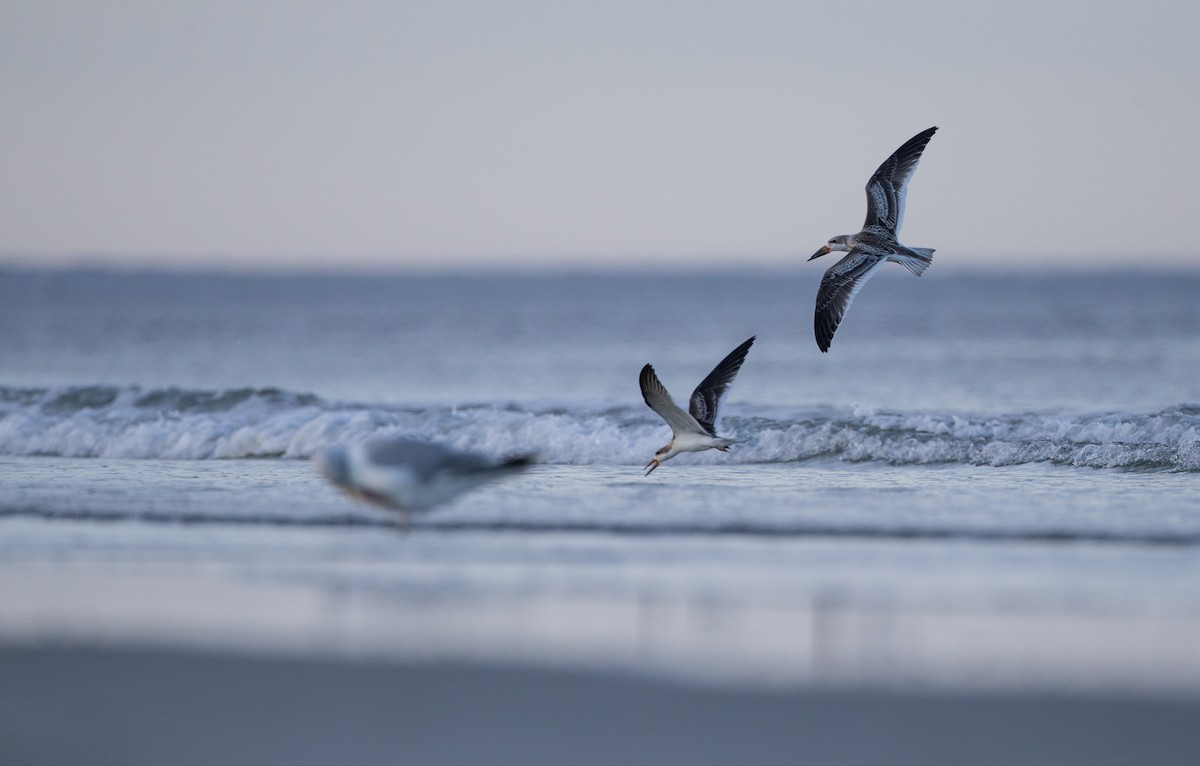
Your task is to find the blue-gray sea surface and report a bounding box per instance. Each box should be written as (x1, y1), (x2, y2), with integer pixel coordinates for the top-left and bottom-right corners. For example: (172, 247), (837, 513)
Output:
(1, 268), (1198, 690)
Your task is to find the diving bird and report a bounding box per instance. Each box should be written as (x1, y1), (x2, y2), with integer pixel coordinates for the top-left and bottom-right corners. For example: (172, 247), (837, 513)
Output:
(640, 336), (755, 475)
(315, 436), (534, 517)
(809, 126), (939, 352)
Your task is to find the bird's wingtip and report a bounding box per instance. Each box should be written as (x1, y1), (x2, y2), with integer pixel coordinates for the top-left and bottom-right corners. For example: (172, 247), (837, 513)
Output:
(502, 454), (537, 469)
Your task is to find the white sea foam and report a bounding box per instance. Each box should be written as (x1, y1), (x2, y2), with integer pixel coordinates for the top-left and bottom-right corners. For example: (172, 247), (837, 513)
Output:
(1, 385), (1198, 470)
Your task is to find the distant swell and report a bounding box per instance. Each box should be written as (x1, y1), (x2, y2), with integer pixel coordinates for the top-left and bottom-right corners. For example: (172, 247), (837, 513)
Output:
(1, 385), (1198, 471)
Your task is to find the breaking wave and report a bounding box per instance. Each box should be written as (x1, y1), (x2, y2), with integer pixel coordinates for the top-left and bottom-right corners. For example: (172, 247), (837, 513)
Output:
(1, 385), (1198, 471)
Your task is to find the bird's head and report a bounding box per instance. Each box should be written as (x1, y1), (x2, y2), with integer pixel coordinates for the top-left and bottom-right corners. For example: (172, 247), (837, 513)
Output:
(314, 446), (351, 489)
(645, 444), (675, 476)
(810, 235), (850, 260)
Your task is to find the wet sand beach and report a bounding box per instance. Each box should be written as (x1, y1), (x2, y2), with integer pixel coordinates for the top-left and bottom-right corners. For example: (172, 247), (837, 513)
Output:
(4, 643), (1199, 766)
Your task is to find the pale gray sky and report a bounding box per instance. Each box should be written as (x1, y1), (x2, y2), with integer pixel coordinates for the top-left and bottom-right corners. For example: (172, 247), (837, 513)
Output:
(2, 1), (1198, 271)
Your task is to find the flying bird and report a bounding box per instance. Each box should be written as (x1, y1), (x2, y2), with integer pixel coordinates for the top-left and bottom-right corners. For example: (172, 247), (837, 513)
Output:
(315, 436), (534, 518)
(640, 336), (755, 475)
(809, 126), (939, 352)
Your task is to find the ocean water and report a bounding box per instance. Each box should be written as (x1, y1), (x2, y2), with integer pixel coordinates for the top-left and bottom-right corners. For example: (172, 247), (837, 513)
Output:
(2, 267), (1199, 691)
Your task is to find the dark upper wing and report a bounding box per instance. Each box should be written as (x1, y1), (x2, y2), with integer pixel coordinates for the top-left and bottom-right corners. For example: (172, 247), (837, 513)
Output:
(814, 252), (887, 353)
(863, 126), (937, 236)
(688, 336), (755, 435)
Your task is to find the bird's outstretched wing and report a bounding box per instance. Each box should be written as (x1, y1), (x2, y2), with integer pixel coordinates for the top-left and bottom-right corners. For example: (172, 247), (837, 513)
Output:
(640, 364), (706, 437)
(863, 126), (937, 237)
(688, 336), (755, 435)
(363, 437), (531, 479)
(814, 252), (887, 353)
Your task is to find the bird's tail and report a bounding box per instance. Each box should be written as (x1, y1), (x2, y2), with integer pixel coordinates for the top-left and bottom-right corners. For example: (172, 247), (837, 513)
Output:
(896, 247), (935, 276)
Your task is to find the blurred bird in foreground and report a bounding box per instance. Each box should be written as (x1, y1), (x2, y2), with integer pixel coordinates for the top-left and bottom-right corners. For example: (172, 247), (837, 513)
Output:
(315, 436), (534, 518)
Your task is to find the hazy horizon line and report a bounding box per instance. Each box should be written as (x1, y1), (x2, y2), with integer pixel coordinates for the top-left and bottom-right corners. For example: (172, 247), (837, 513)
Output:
(3, 253), (1199, 280)
(5, 247), (1200, 272)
